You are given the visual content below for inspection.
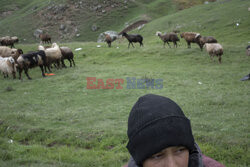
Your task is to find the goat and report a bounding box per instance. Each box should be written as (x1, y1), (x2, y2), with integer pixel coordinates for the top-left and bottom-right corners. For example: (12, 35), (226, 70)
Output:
(122, 32), (143, 48)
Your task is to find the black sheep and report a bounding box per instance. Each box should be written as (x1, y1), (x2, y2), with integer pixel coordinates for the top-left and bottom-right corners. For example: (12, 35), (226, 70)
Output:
(122, 32), (143, 48)
(17, 50), (47, 80)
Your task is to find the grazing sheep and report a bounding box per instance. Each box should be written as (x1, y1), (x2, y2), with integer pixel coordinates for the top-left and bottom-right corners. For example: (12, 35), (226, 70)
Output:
(0, 36), (18, 48)
(39, 33), (51, 44)
(104, 33), (113, 47)
(0, 56), (16, 79)
(0, 46), (23, 62)
(11, 36), (19, 43)
(122, 32), (143, 48)
(60, 47), (75, 68)
(180, 32), (202, 49)
(16, 50), (47, 80)
(156, 31), (180, 48)
(38, 43), (62, 72)
(195, 34), (217, 50)
(204, 43), (223, 63)
(246, 45), (250, 56)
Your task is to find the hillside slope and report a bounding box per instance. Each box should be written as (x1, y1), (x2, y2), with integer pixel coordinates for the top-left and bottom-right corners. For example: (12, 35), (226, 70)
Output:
(0, 0), (215, 43)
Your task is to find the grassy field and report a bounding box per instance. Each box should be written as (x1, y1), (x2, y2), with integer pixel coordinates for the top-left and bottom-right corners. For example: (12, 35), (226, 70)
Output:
(0, 0), (250, 166)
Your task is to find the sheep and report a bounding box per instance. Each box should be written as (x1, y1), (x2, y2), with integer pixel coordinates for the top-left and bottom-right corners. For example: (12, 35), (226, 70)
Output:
(0, 56), (16, 79)
(0, 36), (17, 48)
(204, 43), (223, 63)
(104, 33), (113, 47)
(60, 47), (75, 68)
(246, 45), (250, 56)
(39, 33), (51, 44)
(180, 32), (202, 49)
(122, 32), (143, 48)
(156, 31), (180, 48)
(16, 50), (47, 80)
(11, 36), (19, 43)
(195, 34), (217, 50)
(0, 46), (23, 62)
(38, 43), (62, 72)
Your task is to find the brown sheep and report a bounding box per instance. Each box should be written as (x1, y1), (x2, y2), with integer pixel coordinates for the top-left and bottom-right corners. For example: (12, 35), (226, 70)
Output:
(180, 32), (202, 49)
(0, 46), (23, 62)
(156, 31), (180, 48)
(60, 47), (75, 68)
(39, 33), (51, 44)
(0, 36), (17, 48)
(104, 33), (112, 47)
(195, 35), (218, 51)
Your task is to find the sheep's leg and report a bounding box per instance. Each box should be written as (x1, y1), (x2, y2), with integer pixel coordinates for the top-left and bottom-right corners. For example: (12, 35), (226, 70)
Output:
(140, 42), (143, 47)
(24, 67), (32, 80)
(128, 43), (130, 48)
(167, 42), (171, 48)
(47, 64), (52, 73)
(12, 71), (16, 79)
(72, 59), (75, 67)
(61, 59), (67, 68)
(163, 42), (166, 48)
(131, 43), (135, 48)
(68, 58), (72, 67)
(57, 60), (61, 69)
(3, 73), (7, 78)
(174, 42), (177, 48)
(39, 65), (46, 77)
(18, 69), (22, 80)
(187, 42), (191, 48)
(199, 44), (203, 51)
(218, 56), (222, 64)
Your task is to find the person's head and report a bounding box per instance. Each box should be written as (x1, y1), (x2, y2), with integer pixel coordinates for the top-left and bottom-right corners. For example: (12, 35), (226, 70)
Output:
(127, 94), (194, 167)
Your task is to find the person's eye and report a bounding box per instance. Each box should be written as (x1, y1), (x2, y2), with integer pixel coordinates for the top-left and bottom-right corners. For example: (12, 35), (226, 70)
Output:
(151, 153), (164, 159)
(175, 147), (187, 154)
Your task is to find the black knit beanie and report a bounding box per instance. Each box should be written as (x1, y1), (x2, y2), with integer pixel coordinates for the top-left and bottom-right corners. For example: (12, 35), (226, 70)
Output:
(127, 94), (195, 166)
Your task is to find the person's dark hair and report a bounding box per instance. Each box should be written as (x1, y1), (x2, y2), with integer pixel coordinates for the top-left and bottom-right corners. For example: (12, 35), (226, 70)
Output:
(127, 94), (195, 166)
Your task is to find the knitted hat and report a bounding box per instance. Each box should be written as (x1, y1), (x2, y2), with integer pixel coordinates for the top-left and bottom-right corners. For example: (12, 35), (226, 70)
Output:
(127, 94), (194, 166)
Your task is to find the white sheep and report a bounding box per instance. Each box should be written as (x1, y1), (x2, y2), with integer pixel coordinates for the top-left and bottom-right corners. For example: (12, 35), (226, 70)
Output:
(204, 43), (223, 63)
(0, 56), (16, 79)
(38, 43), (62, 72)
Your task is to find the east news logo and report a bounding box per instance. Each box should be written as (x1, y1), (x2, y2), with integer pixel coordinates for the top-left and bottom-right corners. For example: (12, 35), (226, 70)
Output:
(86, 77), (163, 89)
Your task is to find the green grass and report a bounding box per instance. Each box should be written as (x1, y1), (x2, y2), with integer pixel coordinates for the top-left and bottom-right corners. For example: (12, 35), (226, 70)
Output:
(0, 0), (250, 166)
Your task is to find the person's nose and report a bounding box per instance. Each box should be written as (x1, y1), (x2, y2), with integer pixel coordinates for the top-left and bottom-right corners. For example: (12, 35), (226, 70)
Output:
(163, 155), (177, 167)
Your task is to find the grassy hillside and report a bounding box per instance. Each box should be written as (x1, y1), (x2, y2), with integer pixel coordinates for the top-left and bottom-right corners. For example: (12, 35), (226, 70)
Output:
(136, 0), (250, 45)
(0, 0), (250, 167)
(0, 0), (214, 42)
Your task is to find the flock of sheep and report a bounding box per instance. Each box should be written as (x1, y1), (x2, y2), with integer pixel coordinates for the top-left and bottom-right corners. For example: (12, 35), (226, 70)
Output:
(0, 30), (249, 80)
(0, 36), (75, 80)
(105, 30), (224, 63)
